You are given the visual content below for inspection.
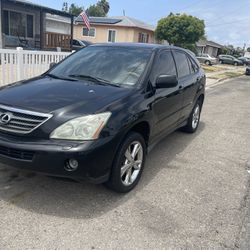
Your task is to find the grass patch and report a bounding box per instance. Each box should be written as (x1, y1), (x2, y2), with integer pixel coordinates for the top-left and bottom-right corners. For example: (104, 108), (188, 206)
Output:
(208, 71), (243, 80)
(201, 65), (229, 73)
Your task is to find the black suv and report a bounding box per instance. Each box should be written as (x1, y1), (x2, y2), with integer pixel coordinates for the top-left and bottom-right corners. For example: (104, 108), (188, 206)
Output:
(0, 44), (205, 193)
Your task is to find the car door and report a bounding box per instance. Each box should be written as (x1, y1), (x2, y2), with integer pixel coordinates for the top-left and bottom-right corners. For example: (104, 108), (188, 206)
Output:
(172, 49), (200, 121)
(226, 56), (234, 64)
(150, 49), (183, 138)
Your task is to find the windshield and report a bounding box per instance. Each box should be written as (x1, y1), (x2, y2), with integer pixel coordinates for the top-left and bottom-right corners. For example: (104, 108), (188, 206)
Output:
(50, 46), (152, 87)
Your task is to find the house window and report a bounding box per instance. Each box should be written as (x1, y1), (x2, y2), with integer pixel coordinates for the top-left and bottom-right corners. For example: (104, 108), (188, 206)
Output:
(138, 33), (149, 43)
(3, 10), (34, 38)
(108, 30), (116, 43)
(82, 28), (95, 37)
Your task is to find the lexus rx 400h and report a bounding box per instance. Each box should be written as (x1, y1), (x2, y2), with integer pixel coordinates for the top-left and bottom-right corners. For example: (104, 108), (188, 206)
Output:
(0, 43), (205, 193)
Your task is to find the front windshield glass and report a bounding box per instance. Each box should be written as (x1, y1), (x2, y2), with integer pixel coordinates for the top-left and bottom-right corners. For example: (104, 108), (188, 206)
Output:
(50, 46), (152, 87)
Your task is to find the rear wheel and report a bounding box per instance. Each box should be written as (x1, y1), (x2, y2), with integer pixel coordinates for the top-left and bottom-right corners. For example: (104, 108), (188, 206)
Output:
(105, 132), (146, 193)
(182, 100), (202, 133)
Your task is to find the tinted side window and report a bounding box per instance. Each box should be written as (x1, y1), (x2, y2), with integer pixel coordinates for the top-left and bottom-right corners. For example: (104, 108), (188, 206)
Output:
(188, 56), (199, 73)
(174, 51), (190, 78)
(73, 40), (80, 46)
(187, 57), (195, 74)
(151, 50), (177, 82)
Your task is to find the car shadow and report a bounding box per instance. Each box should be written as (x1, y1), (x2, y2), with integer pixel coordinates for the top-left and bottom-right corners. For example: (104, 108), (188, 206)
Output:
(0, 122), (205, 219)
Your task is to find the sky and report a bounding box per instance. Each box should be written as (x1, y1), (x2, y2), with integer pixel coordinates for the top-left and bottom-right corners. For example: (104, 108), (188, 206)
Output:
(32, 0), (250, 48)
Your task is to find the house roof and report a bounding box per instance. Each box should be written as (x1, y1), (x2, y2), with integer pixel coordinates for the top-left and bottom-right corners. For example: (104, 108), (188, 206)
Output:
(196, 40), (223, 48)
(75, 16), (155, 32)
(3, 0), (73, 18)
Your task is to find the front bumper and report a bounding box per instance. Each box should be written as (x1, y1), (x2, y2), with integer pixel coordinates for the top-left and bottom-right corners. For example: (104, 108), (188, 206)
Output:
(0, 133), (121, 183)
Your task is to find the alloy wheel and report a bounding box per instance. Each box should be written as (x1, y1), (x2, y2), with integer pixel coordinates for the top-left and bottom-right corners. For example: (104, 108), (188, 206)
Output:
(192, 105), (200, 129)
(121, 141), (143, 186)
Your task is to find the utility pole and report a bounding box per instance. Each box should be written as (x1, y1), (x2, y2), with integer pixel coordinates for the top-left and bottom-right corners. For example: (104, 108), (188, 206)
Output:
(243, 43), (246, 52)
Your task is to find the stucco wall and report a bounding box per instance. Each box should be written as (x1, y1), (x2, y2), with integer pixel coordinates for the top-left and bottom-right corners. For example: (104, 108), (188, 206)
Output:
(73, 24), (155, 44)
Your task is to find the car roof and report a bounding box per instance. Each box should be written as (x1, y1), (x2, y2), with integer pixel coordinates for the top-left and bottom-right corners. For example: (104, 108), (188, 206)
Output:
(90, 42), (188, 52)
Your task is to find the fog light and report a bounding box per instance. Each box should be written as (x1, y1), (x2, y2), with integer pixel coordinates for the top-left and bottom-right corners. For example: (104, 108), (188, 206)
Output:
(65, 159), (79, 171)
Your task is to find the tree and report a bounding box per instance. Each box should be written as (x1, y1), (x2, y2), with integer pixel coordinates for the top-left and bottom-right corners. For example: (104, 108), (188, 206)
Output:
(62, 2), (68, 12)
(86, 0), (110, 17)
(155, 13), (205, 50)
(97, 0), (110, 15)
(86, 4), (106, 17)
(68, 4), (83, 16)
(62, 2), (83, 16)
(247, 47), (250, 52)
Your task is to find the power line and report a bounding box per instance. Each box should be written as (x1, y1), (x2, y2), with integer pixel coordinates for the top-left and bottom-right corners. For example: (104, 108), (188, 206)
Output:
(206, 16), (250, 27)
(205, 2), (249, 26)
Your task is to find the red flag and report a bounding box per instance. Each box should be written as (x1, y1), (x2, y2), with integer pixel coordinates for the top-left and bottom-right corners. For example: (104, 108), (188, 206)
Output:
(79, 10), (90, 30)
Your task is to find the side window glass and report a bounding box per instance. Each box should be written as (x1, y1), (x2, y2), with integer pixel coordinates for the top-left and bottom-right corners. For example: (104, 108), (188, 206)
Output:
(187, 57), (195, 74)
(189, 56), (199, 73)
(151, 50), (177, 83)
(174, 51), (190, 78)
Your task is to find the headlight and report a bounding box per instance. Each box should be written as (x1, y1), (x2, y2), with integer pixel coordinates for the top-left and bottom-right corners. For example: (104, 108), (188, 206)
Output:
(50, 112), (111, 140)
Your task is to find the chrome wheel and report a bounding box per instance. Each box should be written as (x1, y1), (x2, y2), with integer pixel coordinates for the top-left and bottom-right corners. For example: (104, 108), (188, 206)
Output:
(192, 105), (200, 129)
(121, 141), (143, 186)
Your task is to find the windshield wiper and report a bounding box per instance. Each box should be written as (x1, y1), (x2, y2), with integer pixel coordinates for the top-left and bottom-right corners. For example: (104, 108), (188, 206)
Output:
(45, 73), (77, 81)
(68, 74), (120, 87)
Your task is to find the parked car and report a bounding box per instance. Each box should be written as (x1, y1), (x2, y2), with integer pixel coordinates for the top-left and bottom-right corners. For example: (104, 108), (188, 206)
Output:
(218, 55), (243, 66)
(0, 43), (205, 193)
(238, 56), (250, 66)
(72, 39), (92, 51)
(196, 54), (217, 65)
(246, 66), (250, 75)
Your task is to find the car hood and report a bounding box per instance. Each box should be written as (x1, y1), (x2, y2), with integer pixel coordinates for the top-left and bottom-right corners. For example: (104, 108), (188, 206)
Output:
(0, 76), (133, 114)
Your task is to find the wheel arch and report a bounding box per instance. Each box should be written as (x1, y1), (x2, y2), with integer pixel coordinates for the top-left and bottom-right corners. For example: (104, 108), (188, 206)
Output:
(128, 121), (151, 146)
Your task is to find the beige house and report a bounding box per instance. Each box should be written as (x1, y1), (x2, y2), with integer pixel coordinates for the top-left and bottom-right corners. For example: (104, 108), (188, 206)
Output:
(74, 16), (155, 44)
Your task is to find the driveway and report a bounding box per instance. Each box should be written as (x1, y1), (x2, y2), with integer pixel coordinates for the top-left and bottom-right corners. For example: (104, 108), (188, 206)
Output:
(0, 76), (250, 249)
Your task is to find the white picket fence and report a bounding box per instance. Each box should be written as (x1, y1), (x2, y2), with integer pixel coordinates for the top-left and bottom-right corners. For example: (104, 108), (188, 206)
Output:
(0, 48), (72, 86)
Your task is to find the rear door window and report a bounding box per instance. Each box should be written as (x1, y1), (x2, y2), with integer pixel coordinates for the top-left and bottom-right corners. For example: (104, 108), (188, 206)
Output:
(173, 51), (190, 78)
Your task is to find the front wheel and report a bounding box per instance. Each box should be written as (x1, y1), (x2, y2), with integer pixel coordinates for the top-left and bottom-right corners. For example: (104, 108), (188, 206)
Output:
(205, 60), (210, 66)
(105, 132), (146, 193)
(182, 101), (202, 133)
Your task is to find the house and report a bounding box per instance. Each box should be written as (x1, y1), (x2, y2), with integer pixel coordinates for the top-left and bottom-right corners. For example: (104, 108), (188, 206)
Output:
(74, 16), (155, 44)
(0, 0), (73, 50)
(196, 40), (223, 57)
(244, 51), (250, 58)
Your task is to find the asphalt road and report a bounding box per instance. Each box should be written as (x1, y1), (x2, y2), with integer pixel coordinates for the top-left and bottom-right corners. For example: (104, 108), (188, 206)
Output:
(0, 76), (250, 250)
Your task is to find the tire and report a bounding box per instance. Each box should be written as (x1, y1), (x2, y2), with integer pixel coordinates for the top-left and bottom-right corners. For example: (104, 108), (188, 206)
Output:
(243, 63), (247, 67)
(219, 60), (223, 64)
(182, 100), (202, 133)
(234, 62), (238, 66)
(205, 60), (210, 66)
(104, 132), (146, 193)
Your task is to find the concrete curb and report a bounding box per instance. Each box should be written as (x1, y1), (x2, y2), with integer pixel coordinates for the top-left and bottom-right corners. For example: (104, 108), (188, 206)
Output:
(206, 75), (245, 89)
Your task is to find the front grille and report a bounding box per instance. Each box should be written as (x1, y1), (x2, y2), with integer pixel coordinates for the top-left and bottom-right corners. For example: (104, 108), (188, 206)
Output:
(0, 145), (34, 161)
(0, 105), (52, 134)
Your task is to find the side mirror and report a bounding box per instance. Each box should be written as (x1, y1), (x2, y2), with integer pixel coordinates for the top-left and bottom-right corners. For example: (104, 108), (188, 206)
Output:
(155, 75), (178, 89)
(49, 62), (57, 69)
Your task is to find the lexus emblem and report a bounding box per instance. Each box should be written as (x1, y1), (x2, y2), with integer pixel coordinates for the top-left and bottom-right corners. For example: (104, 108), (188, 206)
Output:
(0, 113), (12, 124)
